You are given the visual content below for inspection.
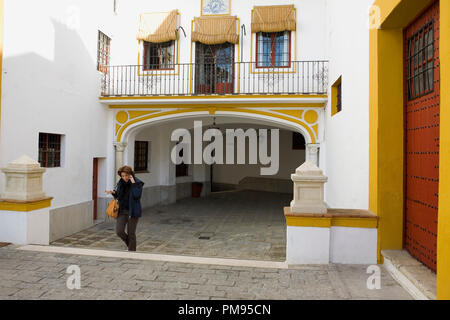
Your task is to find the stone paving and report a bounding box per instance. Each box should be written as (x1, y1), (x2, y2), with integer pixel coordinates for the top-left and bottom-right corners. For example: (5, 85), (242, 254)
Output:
(52, 190), (290, 261)
(0, 245), (413, 300)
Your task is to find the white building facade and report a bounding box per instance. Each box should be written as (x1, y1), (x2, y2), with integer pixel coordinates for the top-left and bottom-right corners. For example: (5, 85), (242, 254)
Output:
(0, 0), (375, 264)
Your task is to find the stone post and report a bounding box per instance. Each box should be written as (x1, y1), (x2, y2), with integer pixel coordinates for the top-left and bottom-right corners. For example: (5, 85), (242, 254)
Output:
(0, 155), (52, 245)
(0, 155), (47, 202)
(290, 160), (328, 214)
(114, 141), (127, 181)
(306, 143), (320, 166)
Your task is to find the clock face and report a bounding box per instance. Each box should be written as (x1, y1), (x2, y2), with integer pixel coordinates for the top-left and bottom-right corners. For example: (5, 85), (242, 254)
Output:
(202, 0), (230, 15)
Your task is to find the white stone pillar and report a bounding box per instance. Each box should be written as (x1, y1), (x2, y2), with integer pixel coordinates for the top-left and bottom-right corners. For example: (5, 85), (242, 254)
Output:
(0, 155), (47, 201)
(306, 143), (320, 166)
(0, 155), (52, 245)
(114, 142), (127, 181)
(290, 160), (328, 214)
(286, 160), (329, 264)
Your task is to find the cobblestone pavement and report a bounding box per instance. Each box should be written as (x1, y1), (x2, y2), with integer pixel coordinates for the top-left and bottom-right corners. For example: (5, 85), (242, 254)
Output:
(0, 245), (413, 300)
(52, 191), (290, 261)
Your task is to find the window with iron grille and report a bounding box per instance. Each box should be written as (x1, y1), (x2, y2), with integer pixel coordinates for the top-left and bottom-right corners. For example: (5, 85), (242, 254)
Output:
(97, 31), (111, 73)
(256, 31), (291, 68)
(143, 41), (175, 70)
(336, 82), (342, 113)
(194, 43), (234, 94)
(407, 21), (434, 100)
(134, 141), (149, 172)
(292, 132), (306, 150)
(38, 133), (62, 168)
(175, 143), (189, 177)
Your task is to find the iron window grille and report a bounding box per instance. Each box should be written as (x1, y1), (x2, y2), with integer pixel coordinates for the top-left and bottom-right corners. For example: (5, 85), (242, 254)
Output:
(256, 31), (291, 68)
(336, 82), (342, 113)
(143, 40), (176, 71)
(194, 43), (235, 94)
(407, 21), (434, 100)
(134, 141), (148, 172)
(38, 133), (61, 168)
(97, 31), (111, 74)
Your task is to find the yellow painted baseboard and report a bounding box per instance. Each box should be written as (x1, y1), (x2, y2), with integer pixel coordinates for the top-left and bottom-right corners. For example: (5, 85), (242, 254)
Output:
(0, 198), (53, 212)
(284, 207), (378, 229)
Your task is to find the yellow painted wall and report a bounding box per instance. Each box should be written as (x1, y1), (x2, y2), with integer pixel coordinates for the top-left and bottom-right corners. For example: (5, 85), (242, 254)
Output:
(330, 76), (341, 116)
(437, 0), (450, 301)
(371, 0), (450, 299)
(369, 27), (404, 263)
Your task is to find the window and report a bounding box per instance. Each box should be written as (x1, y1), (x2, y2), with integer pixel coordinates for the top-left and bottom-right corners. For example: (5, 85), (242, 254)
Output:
(336, 82), (342, 113)
(38, 133), (62, 168)
(331, 76), (342, 116)
(143, 41), (175, 70)
(407, 21), (434, 100)
(175, 143), (189, 177)
(195, 43), (234, 94)
(292, 132), (306, 150)
(97, 31), (111, 73)
(134, 141), (149, 172)
(256, 31), (291, 68)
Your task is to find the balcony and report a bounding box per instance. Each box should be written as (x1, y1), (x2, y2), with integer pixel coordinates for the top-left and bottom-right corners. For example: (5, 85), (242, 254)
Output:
(100, 61), (328, 98)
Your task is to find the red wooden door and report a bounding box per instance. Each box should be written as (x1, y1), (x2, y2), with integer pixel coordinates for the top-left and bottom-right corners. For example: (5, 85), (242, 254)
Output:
(92, 158), (98, 220)
(403, 1), (440, 272)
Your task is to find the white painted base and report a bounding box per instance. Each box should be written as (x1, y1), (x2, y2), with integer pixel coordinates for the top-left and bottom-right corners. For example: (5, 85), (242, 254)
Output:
(329, 226), (377, 264)
(19, 245), (289, 269)
(287, 226), (330, 264)
(0, 208), (50, 245)
(287, 225), (378, 265)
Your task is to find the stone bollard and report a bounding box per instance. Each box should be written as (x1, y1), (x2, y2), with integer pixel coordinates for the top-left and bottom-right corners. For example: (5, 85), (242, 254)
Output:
(1, 155), (47, 202)
(0, 155), (52, 245)
(290, 160), (328, 214)
(285, 160), (329, 265)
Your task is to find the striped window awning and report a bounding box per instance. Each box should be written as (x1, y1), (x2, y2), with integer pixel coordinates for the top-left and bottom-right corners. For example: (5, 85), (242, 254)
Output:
(251, 5), (296, 33)
(191, 16), (239, 45)
(137, 10), (179, 43)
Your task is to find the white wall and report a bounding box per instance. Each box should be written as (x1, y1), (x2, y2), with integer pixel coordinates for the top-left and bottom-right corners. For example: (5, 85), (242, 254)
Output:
(212, 125), (305, 185)
(322, 0), (372, 209)
(106, 0), (328, 66)
(0, 0), (373, 212)
(123, 116), (306, 188)
(0, 0), (116, 209)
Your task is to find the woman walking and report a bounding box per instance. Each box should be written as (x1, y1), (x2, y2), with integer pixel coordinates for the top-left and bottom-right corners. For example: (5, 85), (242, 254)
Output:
(105, 166), (144, 251)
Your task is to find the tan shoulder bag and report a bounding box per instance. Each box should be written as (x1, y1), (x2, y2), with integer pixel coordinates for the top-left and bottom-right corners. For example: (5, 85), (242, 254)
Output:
(106, 199), (119, 219)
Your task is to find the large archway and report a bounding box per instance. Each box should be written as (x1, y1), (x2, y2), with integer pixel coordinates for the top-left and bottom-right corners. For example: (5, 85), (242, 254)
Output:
(53, 113), (315, 261)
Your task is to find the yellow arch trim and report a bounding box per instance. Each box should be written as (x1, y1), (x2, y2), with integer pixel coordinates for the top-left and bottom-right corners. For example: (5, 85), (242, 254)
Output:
(116, 107), (316, 143)
(128, 110), (158, 119)
(272, 109), (304, 119)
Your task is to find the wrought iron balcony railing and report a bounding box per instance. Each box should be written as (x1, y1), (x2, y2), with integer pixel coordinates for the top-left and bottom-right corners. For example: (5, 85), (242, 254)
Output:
(100, 61), (328, 97)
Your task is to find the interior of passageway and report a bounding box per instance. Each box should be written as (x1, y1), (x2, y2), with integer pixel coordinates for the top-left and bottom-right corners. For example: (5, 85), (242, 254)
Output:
(52, 190), (291, 261)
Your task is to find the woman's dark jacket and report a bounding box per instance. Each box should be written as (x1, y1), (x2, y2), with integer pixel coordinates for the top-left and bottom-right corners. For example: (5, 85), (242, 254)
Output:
(113, 177), (145, 218)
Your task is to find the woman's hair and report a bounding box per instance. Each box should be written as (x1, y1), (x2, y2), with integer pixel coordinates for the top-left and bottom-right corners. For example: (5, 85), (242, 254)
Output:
(117, 165), (135, 177)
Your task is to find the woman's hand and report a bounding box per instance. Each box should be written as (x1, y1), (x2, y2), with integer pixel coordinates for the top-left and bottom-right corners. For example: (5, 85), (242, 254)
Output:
(105, 190), (115, 195)
(130, 176), (135, 184)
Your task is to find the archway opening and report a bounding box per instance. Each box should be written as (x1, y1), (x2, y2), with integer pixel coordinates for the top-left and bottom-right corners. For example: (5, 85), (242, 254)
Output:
(54, 115), (309, 262)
